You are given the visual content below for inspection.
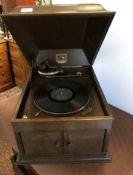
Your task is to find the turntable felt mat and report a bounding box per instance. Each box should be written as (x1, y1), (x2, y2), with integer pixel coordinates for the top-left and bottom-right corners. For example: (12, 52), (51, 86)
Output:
(0, 90), (133, 175)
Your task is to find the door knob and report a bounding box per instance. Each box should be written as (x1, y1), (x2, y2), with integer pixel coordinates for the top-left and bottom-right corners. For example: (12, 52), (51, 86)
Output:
(66, 140), (71, 146)
(54, 141), (60, 148)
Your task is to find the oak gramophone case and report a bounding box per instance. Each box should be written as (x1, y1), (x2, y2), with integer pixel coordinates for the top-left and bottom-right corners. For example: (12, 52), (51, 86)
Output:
(2, 4), (115, 164)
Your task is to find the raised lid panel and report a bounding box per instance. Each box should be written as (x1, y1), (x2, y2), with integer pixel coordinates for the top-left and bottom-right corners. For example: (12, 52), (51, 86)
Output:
(2, 5), (115, 66)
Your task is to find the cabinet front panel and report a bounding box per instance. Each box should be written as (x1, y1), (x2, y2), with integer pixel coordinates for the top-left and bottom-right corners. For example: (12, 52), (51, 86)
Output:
(21, 131), (62, 156)
(9, 41), (30, 87)
(9, 43), (23, 58)
(0, 42), (13, 91)
(64, 129), (104, 155)
(10, 55), (25, 63)
(0, 43), (7, 53)
(12, 63), (25, 80)
(0, 75), (12, 85)
(0, 52), (8, 62)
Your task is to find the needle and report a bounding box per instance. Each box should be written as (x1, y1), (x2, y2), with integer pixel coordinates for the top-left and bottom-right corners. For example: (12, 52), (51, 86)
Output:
(35, 110), (42, 117)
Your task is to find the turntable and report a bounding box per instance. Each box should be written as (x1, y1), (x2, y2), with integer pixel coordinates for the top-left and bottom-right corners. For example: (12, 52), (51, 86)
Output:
(2, 4), (115, 164)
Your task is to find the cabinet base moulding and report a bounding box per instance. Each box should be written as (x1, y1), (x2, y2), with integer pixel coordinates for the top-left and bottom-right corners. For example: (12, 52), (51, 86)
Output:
(17, 153), (111, 165)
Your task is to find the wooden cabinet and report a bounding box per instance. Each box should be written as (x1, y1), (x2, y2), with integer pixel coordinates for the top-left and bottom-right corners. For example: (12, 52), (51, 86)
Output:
(0, 40), (13, 92)
(24, 130), (104, 156)
(8, 41), (30, 87)
(3, 4), (115, 164)
(17, 127), (107, 164)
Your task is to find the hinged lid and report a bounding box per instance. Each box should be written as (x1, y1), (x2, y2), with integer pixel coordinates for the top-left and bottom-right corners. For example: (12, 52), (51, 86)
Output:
(2, 4), (115, 66)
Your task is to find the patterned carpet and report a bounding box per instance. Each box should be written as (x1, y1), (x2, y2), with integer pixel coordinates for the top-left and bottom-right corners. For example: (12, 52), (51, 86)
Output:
(0, 87), (21, 175)
(0, 86), (21, 101)
(0, 86), (133, 175)
(0, 140), (14, 175)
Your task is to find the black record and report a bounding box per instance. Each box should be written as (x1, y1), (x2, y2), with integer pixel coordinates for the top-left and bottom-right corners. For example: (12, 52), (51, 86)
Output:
(34, 80), (90, 115)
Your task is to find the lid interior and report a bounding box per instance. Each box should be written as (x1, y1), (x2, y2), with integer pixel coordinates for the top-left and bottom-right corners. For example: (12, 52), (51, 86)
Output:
(2, 5), (115, 66)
